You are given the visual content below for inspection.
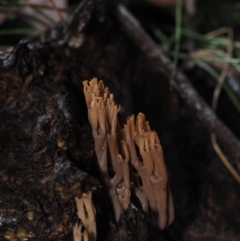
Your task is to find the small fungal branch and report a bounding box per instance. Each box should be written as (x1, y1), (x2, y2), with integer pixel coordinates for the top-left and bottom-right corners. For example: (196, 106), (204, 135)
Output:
(83, 78), (174, 230)
(74, 192), (96, 241)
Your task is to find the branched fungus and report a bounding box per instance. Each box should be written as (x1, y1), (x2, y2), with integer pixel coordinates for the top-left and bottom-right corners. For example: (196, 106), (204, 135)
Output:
(74, 192), (96, 241)
(83, 78), (174, 230)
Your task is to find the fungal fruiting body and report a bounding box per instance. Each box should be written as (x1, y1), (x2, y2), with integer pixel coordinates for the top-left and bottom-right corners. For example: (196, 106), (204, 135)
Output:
(74, 192), (96, 241)
(83, 78), (174, 230)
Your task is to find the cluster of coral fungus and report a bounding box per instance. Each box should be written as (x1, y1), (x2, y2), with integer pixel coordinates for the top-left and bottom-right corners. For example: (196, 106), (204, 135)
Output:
(80, 78), (174, 239)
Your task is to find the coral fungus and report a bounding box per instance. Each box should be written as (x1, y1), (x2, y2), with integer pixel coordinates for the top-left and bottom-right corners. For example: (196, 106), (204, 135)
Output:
(74, 192), (96, 241)
(83, 78), (174, 230)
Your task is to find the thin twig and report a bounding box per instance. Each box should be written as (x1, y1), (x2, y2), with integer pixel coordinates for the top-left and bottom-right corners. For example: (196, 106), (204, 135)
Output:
(211, 137), (240, 182)
(0, 28), (40, 36)
(0, 2), (68, 11)
(19, 12), (53, 28)
(115, 4), (240, 165)
(171, 0), (182, 86)
(210, 28), (233, 111)
(210, 28), (240, 182)
(27, 3), (67, 11)
(49, 0), (66, 22)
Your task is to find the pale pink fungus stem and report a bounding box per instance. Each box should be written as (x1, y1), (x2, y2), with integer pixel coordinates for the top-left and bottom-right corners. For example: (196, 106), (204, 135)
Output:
(83, 78), (174, 229)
